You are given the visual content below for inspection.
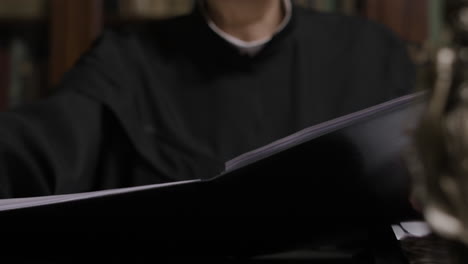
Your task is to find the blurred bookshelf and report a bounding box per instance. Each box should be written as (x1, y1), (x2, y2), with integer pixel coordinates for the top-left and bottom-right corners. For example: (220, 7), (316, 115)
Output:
(0, 0), (48, 111)
(0, 0), (445, 111)
(105, 0), (193, 20)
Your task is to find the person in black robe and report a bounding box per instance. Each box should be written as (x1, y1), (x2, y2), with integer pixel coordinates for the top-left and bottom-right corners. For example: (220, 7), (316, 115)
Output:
(0, 0), (414, 202)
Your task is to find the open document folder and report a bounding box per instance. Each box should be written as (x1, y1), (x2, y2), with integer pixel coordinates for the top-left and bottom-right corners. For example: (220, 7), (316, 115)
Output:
(0, 93), (425, 226)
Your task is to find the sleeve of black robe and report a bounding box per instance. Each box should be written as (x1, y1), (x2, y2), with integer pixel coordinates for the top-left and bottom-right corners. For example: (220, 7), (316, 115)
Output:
(0, 90), (103, 198)
(0, 28), (181, 199)
(0, 31), (135, 199)
(0, 26), (216, 199)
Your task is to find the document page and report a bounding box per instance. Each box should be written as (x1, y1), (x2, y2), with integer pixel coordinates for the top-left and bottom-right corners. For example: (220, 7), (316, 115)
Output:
(225, 92), (424, 172)
(0, 179), (199, 212)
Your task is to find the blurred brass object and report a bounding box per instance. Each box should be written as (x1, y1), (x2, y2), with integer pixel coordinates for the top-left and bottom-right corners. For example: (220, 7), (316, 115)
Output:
(409, 47), (468, 244)
(408, 0), (468, 247)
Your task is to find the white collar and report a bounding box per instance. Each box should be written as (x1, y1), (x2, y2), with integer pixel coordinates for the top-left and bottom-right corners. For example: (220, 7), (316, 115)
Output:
(201, 0), (292, 56)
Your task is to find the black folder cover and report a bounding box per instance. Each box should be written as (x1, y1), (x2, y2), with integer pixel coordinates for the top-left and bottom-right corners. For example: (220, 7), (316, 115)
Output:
(0, 92), (425, 256)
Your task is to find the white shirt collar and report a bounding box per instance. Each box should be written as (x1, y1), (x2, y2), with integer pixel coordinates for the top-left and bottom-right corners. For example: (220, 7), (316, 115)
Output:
(201, 0), (292, 56)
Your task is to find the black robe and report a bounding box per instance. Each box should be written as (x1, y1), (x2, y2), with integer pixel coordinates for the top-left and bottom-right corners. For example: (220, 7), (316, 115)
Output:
(0, 6), (415, 198)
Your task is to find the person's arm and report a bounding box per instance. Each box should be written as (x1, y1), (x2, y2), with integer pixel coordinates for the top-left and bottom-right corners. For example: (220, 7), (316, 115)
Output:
(0, 90), (103, 198)
(0, 30), (134, 199)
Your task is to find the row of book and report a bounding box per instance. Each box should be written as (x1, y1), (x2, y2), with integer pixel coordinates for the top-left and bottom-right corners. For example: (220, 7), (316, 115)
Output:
(0, 38), (42, 111)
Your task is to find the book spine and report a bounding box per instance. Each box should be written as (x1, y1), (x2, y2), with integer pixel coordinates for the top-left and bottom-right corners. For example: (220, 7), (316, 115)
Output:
(428, 0), (444, 48)
(363, 0), (428, 45)
(8, 37), (42, 108)
(9, 38), (25, 108)
(408, 0), (429, 45)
